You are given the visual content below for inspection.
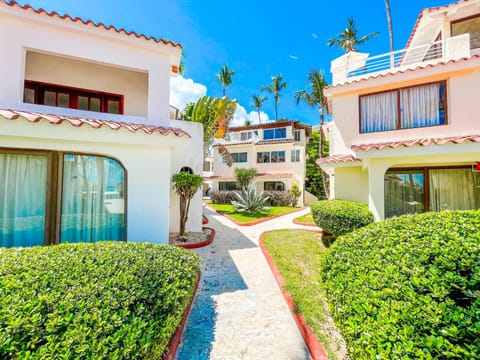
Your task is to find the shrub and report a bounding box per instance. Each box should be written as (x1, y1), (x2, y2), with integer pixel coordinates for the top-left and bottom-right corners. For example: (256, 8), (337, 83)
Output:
(0, 242), (200, 359)
(234, 168), (258, 189)
(172, 172), (203, 236)
(322, 210), (480, 359)
(264, 191), (292, 206)
(231, 184), (269, 212)
(210, 190), (238, 204)
(310, 199), (373, 237)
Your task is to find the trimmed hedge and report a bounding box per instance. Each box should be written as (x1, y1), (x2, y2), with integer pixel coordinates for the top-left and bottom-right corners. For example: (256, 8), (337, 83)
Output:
(310, 200), (374, 237)
(210, 190), (238, 204)
(0, 242), (200, 359)
(322, 210), (480, 359)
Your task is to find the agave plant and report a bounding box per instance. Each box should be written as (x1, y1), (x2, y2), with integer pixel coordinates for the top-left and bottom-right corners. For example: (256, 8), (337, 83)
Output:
(231, 184), (270, 212)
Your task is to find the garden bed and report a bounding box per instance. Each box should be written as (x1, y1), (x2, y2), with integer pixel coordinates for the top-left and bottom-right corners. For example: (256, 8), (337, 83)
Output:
(208, 204), (301, 225)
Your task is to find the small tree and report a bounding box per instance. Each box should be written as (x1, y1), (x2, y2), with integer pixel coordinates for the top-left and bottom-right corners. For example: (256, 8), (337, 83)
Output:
(289, 182), (302, 207)
(235, 168), (258, 189)
(172, 172), (203, 238)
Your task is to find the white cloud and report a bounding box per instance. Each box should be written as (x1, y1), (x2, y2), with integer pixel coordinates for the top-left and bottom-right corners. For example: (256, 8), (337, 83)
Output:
(311, 32), (318, 39)
(230, 104), (270, 127)
(170, 75), (207, 111)
(289, 54), (299, 60)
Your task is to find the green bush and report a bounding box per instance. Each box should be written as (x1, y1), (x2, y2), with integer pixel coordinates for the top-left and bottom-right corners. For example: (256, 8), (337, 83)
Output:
(210, 190), (238, 204)
(310, 200), (374, 237)
(264, 191), (292, 207)
(322, 210), (480, 359)
(0, 241), (200, 359)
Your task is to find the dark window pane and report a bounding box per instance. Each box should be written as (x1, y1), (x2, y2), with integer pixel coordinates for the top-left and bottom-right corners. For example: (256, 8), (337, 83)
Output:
(78, 96), (89, 110)
(23, 88), (35, 104)
(58, 93), (69, 108)
(44, 91), (56, 106)
(264, 129), (274, 140)
(90, 98), (101, 112)
(107, 100), (120, 114)
(384, 170), (425, 218)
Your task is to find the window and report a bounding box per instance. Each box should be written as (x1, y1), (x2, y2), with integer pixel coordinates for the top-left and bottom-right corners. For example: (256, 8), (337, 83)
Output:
(291, 149), (301, 162)
(23, 81), (124, 114)
(451, 14), (480, 50)
(180, 166), (193, 174)
(219, 182), (239, 191)
(294, 130), (301, 142)
(0, 150), (126, 247)
(263, 128), (286, 140)
(222, 152), (247, 164)
(257, 151), (285, 163)
(203, 161), (212, 172)
(360, 81), (446, 133)
(264, 182), (285, 191)
(240, 131), (258, 141)
(384, 166), (480, 218)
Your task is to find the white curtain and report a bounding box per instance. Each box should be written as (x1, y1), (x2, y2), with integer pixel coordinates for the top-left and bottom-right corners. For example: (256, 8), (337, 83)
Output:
(61, 155), (125, 243)
(400, 83), (440, 128)
(0, 154), (47, 247)
(384, 171), (425, 218)
(429, 169), (480, 211)
(360, 91), (398, 133)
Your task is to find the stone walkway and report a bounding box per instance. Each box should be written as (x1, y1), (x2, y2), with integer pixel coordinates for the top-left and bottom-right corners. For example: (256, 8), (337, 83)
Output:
(176, 206), (318, 360)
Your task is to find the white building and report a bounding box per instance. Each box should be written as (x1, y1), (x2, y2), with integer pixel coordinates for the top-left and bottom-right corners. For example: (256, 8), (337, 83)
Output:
(0, 1), (204, 247)
(320, 0), (480, 220)
(205, 121), (312, 206)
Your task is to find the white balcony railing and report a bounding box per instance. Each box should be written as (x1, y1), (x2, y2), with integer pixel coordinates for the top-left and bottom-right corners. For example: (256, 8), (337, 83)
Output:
(331, 33), (471, 85)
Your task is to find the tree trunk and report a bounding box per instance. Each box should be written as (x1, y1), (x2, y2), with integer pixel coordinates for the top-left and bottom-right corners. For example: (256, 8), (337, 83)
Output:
(319, 105), (330, 199)
(385, 0), (395, 68)
(179, 195), (187, 236)
(257, 109), (262, 124)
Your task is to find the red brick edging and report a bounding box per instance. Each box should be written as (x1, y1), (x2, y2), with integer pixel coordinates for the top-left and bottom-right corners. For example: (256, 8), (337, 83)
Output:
(206, 204), (304, 226)
(163, 270), (201, 360)
(176, 226), (215, 249)
(202, 214), (209, 224)
(259, 231), (329, 360)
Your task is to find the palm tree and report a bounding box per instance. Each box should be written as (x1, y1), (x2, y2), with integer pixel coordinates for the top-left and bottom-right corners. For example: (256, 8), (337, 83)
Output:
(327, 17), (379, 52)
(293, 70), (328, 156)
(250, 95), (267, 124)
(261, 74), (287, 121)
(293, 69), (330, 197)
(385, 0), (395, 67)
(216, 65), (235, 97)
(182, 96), (237, 166)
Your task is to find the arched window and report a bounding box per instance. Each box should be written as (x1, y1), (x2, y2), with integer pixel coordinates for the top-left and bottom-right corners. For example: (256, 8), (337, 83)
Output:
(180, 166), (193, 174)
(0, 150), (126, 247)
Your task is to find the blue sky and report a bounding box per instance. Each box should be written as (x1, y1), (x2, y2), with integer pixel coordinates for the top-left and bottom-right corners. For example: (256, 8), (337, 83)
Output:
(16, 0), (445, 126)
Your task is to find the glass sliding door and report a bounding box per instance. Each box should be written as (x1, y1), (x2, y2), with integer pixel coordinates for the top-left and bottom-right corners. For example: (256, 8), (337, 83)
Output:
(0, 153), (48, 247)
(429, 168), (480, 211)
(384, 170), (425, 218)
(60, 154), (125, 243)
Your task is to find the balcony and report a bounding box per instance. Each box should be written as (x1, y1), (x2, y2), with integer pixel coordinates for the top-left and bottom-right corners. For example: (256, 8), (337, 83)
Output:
(331, 33), (472, 85)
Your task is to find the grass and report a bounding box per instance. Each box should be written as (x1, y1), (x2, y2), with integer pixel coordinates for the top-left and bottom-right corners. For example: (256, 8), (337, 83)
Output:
(208, 203), (298, 223)
(294, 212), (315, 225)
(262, 229), (346, 360)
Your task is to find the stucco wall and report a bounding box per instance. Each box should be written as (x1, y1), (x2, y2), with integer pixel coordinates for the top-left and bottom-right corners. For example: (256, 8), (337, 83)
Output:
(333, 166), (369, 204)
(0, 120), (185, 244)
(328, 66), (480, 155)
(25, 52), (148, 117)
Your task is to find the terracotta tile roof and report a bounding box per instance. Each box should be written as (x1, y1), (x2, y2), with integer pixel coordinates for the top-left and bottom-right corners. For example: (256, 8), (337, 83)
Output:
(213, 139), (295, 147)
(204, 172), (294, 180)
(0, 109), (191, 137)
(316, 154), (360, 165)
(351, 134), (480, 151)
(326, 54), (480, 89)
(4, 1), (182, 50)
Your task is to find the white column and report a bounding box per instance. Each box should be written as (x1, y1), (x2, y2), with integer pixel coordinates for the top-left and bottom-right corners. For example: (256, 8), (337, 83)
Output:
(367, 161), (390, 221)
(147, 60), (170, 124)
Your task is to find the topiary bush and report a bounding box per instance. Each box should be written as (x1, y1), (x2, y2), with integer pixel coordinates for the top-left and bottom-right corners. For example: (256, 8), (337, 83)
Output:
(0, 241), (200, 359)
(322, 210), (480, 359)
(310, 199), (374, 237)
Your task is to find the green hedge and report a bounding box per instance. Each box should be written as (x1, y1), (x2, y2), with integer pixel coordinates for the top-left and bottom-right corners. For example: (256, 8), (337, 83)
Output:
(310, 200), (374, 237)
(0, 242), (200, 359)
(322, 210), (480, 359)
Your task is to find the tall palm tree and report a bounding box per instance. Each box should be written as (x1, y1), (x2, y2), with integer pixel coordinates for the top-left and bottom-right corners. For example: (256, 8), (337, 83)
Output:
(216, 65), (235, 97)
(293, 70), (328, 156)
(250, 95), (267, 124)
(327, 17), (379, 52)
(385, 0), (395, 67)
(293, 70), (330, 197)
(261, 74), (287, 121)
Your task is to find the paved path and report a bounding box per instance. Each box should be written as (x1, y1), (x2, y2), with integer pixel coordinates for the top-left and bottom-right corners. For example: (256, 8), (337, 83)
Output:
(176, 206), (318, 360)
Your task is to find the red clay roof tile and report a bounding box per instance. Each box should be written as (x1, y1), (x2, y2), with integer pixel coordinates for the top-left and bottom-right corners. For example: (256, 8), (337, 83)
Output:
(316, 154), (360, 165)
(351, 134), (480, 151)
(204, 173), (294, 180)
(0, 109), (191, 138)
(4, 1), (182, 50)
